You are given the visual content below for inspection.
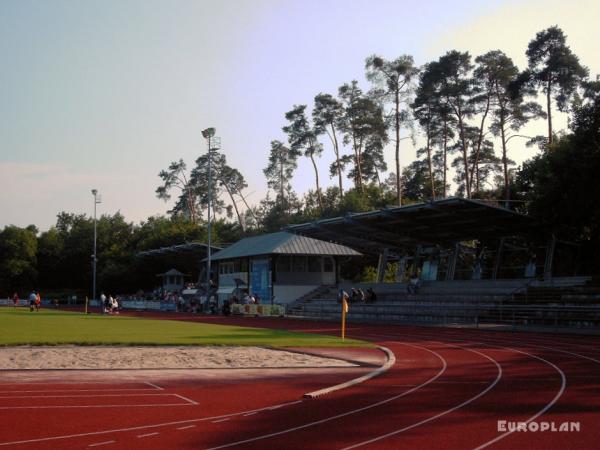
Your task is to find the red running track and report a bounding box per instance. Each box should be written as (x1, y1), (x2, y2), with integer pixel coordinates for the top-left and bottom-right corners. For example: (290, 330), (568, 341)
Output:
(0, 313), (599, 450)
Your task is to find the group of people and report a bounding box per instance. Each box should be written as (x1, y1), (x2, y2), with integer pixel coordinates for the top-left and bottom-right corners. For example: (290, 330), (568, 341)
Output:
(26, 291), (42, 311)
(99, 292), (119, 314)
(338, 287), (377, 304)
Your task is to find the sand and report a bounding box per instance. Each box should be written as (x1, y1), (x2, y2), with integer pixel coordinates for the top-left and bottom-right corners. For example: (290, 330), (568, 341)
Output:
(0, 346), (357, 370)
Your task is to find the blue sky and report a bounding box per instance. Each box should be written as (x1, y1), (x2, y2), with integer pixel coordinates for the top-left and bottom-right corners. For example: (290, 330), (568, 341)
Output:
(1, 0), (598, 230)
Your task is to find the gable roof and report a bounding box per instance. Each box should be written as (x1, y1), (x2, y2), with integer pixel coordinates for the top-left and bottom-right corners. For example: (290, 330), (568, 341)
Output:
(211, 231), (361, 261)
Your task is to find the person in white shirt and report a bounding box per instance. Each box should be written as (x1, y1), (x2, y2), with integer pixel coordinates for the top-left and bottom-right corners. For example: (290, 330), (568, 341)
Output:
(100, 292), (107, 314)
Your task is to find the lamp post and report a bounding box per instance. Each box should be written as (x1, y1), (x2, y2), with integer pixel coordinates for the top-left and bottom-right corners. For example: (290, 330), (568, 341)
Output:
(201, 128), (220, 297)
(91, 189), (101, 308)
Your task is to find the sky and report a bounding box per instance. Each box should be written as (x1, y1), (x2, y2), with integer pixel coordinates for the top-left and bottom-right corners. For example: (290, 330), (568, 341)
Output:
(1, 0), (599, 231)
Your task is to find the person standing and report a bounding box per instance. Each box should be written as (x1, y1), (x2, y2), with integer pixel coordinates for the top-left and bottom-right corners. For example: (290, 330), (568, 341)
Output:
(28, 291), (36, 312)
(100, 292), (106, 314)
(12, 292), (19, 307)
(35, 292), (41, 311)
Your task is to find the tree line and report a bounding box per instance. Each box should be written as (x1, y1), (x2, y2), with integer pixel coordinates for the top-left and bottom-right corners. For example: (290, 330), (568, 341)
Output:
(2, 26), (599, 296)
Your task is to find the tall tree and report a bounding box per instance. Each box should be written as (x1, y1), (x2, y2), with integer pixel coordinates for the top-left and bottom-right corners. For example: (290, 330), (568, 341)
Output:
(263, 140), (301, 213)
(338, 81), (388, 192)
(525, 26), (588, 145)
(313, 93), (345, 199)
(476, 50), (545, 205)
(283, 105), (324, 211)
(366, 54), (419, 206)
(156, 160), (197, 223)
(425, 51), (477, 197)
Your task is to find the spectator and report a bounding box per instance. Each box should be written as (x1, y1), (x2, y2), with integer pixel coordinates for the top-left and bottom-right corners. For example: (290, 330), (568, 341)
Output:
(365, 288), (377, 303)
(407, 274), (420, 294)
(357, 288), (366, 303)
(12, 292), (19, 307)
(28, 291), (36, 312)
(100, 292), (107, 314)
(222, 300), (231, 316)
(350, 288), (360, 303)
(35, 292), (41, 311)
(337, 289), (349, 304)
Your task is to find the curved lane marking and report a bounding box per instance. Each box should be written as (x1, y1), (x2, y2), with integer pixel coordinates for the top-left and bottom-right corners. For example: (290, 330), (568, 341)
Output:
(203, 342), (450, 450)
(303, 346), (395, 398)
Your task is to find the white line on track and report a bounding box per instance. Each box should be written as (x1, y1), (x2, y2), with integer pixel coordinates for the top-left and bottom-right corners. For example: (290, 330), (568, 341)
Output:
(176, 425), (196, 430)
(172, 393), (198, 405)
(0, 400), (302, 446)
(88, 441), (115, 447)
(243, 412), (257, 416)
(0, 393), (185, 399)
(0, 403), (191, 410)
(339, 342), (503, 450)
(4, 388), (162, 393)
(203, 342), (449, 450)
(362, 329), (569, 450)
(212, 418), (231, 423)
(137, 432), (159, 438)
(144, 382), (163, 390)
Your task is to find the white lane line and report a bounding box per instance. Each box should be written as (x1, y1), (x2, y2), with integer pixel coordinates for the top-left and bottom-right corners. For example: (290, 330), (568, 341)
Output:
(0, 393), (184, 399)
(0, 399), (304, 447)
(0, 403), (191, 410)
(176, 425), (196, 430)
(172, 393), (198, 405)
(88, 441), (115, 447)
(243, 412), (257, 416)
(137, 432), (159, 438)
(212, 418), (231, 423)
(473, 348), (566, 449)
(145, 382), (163, 391)
(340, 343), (503, 450)
(203, 342), (448, 450)
(365, 329), (569, 450)
(5, 388), (159, 393)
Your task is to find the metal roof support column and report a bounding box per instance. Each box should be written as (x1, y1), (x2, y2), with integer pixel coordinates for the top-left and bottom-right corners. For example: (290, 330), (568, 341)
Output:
(412, 245), (422, 277)
(493, 238), (505, 280)
(376, 248), (389, 283)
(396, 256), (407, 282)
(446, 242), (459, 281)
(544, 234), (556, 281)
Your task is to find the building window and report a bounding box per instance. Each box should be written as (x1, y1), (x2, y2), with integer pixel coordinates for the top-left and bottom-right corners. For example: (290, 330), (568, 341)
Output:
(292, 256), (307, 272)
(308, 256), (321, 272)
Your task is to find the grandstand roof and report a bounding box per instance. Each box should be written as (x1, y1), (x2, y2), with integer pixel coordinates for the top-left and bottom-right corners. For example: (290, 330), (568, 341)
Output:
(285, 197), (546, 255)
(210, 231), (361, 261)
(137, 242), (221, 258)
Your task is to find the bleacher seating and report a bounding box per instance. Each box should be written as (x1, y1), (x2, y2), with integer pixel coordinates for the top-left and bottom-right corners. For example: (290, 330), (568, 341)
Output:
(286, 277), (600, 332)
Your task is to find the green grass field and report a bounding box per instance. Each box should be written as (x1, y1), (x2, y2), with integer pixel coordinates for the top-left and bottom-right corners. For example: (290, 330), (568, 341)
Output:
(0, 308), (370, 348)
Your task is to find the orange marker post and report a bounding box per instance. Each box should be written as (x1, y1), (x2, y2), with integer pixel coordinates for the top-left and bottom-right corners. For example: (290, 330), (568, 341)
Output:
(341, 298), (349, 340)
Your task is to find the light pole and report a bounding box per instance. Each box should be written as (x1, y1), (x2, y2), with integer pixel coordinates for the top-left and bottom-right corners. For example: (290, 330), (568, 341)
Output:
(91, 189), (101, 308)
(201, 128), (220, 298)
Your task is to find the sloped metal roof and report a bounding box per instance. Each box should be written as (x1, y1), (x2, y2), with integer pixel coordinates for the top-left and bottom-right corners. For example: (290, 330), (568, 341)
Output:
(137, 242), (221, 258)
(210, 231), (361, 261)
(286, 197), (546, 255)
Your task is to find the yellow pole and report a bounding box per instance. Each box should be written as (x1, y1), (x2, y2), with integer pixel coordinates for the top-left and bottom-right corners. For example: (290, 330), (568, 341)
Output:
(85, 296), (88, 315)
(341, 298), (348, 340)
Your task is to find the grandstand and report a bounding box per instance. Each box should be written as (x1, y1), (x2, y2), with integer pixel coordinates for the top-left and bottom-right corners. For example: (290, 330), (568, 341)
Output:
(285, 198), (599, 333)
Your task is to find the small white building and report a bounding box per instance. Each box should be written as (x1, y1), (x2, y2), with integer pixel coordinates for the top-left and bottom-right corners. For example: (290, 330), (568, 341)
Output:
(211, 231), (361, 305)
(157, 268), (187, 293)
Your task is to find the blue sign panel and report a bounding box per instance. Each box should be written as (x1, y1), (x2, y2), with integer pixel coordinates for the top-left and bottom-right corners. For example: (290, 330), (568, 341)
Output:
(250, 258), (271, 303)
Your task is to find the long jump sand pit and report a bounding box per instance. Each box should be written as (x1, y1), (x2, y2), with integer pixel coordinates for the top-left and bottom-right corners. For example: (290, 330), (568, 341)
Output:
(0, 345), (381, 386)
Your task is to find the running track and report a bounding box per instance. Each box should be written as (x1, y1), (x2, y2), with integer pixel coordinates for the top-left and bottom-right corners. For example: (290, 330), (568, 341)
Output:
(1, 313), (599, 449)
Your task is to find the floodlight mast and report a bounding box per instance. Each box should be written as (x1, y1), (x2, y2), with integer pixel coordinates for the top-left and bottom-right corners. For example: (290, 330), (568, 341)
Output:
(201, 128), (220, 297)
(91, 189), (101, 308)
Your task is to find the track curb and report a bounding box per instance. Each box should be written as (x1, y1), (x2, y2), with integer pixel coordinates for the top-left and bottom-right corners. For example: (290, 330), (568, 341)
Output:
(303, 346), (395, 399)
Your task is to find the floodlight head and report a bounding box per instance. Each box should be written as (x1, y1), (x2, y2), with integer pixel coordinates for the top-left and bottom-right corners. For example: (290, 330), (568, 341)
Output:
(202, 128), (216, 139)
